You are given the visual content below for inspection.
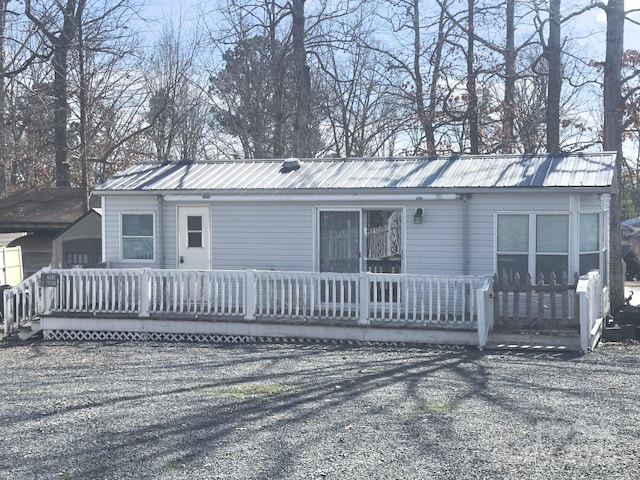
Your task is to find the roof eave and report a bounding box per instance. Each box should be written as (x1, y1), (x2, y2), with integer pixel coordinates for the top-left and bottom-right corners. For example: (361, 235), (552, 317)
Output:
(94, 185), (615, 198)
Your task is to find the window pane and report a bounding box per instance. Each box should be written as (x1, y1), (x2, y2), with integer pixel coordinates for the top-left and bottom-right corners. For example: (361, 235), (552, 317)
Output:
(536, 255), (568, 283)
(580, 214), (599, 252)
(580, 253), (600, 276)
(188, 232), (202, 248)
(497, 215), (528, 252)
(122, 214), (153, 236)
(365, 209), (402, 273)
(187, 215), (202, 231)
(536, 215), (568, 253)
(497, 254), (528, 283)
(123, 238), (153, 260)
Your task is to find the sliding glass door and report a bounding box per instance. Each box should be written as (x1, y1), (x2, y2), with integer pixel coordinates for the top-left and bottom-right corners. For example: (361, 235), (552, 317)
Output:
(318, 209), (403, 274)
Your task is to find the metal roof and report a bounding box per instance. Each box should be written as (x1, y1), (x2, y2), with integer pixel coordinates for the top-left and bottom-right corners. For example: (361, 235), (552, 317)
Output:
(95, 153), (616, 194)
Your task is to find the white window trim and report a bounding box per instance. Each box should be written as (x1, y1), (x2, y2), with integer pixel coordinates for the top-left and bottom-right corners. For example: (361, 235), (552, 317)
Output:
(120, 212), (156, 263)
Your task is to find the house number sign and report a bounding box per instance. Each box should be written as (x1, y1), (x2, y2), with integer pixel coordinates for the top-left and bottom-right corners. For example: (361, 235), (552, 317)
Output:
(39, 273), (60, 287)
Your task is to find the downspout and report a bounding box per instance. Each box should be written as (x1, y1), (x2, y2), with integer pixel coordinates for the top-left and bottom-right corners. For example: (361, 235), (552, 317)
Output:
(100, 195), (107, 267)
(463, 194), (469, 275)
(462, 193), (471, 275)
(158, 195), (164, 269)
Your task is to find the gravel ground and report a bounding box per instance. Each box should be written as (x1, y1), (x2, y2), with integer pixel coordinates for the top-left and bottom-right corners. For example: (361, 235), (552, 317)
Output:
(1, 340), (639, 480)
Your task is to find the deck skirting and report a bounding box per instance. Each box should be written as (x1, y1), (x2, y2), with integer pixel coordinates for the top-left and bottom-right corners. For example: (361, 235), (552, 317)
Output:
(39, 316), (480, 346)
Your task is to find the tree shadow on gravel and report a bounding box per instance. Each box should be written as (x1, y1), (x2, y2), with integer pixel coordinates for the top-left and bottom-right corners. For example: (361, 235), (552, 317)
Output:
(2, 342), (638, 479)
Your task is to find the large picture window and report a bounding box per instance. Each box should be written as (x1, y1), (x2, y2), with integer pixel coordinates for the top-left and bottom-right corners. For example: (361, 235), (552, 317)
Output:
(122, 213), (154, 260)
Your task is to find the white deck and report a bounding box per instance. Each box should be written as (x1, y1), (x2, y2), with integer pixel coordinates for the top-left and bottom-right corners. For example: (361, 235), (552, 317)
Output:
(2, 268), (605, 352)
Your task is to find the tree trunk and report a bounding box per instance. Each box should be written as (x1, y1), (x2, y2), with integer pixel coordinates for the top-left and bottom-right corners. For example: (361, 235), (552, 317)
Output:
(25, 0), (86, 187)
(412, 0), (431, 154)
(52, 43), (71, 187)
(546, 0), (561, 154)
(466, 0), (478, 154)
(292, 0), (310, 158)
(0, 0), (8, 196)
(503, 0), (515, 153)
(78, 20), (88, 211)
(604, 0), (625, 308)
(269, 0), (285, 158)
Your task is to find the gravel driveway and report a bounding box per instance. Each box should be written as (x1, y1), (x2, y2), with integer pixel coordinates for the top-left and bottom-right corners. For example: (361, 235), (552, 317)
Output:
(1, 340), (638, 480)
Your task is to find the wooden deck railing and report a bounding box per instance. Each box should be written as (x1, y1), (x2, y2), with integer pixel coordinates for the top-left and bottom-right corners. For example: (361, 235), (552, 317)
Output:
(492, 272), (579, 328)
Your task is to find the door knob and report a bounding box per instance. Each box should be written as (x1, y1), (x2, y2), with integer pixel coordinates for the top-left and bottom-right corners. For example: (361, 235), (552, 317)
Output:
(179, 256), (184, 264)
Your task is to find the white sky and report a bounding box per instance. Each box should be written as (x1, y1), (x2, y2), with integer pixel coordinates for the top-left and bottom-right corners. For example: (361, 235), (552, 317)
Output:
(594, 0), (640, 50)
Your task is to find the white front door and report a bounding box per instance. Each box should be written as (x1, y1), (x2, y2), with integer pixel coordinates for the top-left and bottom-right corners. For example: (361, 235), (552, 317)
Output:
(178, 206), (210, 269)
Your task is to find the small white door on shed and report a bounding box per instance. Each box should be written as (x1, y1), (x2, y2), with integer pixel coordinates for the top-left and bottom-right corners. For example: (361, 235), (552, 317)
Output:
(178, 206), (210, 269)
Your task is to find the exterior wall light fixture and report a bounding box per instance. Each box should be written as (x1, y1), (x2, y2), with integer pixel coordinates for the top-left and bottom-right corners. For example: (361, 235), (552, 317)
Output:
(414, 207), (424, 224)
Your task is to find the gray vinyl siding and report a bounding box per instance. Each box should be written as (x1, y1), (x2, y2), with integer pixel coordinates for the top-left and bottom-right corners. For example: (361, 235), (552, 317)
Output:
(211, 202), (314, 271)
(467, 192), (571, 276)
(578, 194), (604, 211)
(404, 200), (464, 275)
(103, 195), (162, 268)
(161, 204), (178, 269)
(99, 190), (608, 277)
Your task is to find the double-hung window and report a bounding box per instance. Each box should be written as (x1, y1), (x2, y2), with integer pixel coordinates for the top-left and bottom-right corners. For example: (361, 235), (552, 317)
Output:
(121, 213), (154, 260)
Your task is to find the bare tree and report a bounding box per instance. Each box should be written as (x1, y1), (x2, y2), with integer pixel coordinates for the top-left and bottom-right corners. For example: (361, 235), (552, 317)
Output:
(144, 22), (209, 162)
(0, 0), (49, 195)
(373, 0), (455, 155)
(465, 0), (478, 153)
(318, 39), (404, 157)
(25, 0), (87, 187)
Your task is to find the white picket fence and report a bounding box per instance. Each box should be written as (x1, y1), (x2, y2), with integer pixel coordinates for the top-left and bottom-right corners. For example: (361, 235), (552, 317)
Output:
(1, 268), (605, 352)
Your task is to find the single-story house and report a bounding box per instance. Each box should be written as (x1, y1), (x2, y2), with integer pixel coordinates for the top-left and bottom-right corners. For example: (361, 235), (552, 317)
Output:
(95, 153), (613, 282)
(3, 153), (615, 351)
